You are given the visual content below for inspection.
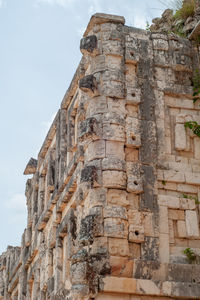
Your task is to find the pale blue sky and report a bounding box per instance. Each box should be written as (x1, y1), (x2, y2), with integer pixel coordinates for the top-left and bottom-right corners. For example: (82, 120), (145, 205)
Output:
(0, 0), (164, 254)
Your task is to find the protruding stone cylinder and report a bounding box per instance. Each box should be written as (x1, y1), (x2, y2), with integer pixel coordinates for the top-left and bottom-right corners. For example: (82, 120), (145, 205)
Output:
(79, 74), (98, 96)
(80, 35), (97, 55)
(23, 158), (37, 175)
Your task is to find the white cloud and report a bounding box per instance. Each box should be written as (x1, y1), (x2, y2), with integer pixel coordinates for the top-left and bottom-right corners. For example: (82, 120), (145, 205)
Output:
(0, 0), (3, 7)
(37, 0), (74, 7)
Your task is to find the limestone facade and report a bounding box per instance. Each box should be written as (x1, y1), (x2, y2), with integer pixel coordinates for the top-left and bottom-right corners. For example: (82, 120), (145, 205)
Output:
(1, 13), (200, 300)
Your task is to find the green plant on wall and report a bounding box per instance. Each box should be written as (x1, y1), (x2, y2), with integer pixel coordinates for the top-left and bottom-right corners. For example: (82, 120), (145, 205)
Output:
(146, 21), (151, 31)
(173, 0), (196, 20)
(172, 0), (196, 36)
(155, 0), (199, 38)
(183, 248), (200, 264)
(184, 121), (200, 137)
(173, 20), (187, 37)
(182, 194), (200, 204)
(158, 0), (196, 19)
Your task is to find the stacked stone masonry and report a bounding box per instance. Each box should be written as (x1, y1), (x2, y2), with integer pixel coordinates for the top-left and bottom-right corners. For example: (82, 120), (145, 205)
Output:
(1, 12), (200, 300)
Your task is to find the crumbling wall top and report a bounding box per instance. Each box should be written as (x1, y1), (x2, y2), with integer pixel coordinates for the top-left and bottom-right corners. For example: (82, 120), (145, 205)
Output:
(83, 12), (125, 37)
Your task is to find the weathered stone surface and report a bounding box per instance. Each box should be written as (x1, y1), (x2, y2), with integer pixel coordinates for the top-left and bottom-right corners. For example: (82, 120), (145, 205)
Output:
(126, 162), (143, 194)
(102, 170), (126, 188)
(125, 117), (141, 147)
(177, 220), (187, 238)
(100, 276), (137, 294)
(23, 157), (37, 175)
(141, 237), (159, 261)
(79, 74), (98, 96)
(107, 189), (128, 207)
(175, 123), (187, 151)
(106, 141), (125, 159)
(80, 165), (97, 185)
(104, 218), (128, 238)
(108, 238), (129, 256)
(129, 224), (144, 243)
(1, 11), (200, 300)
(79, 207), (103, 244)
(110, 256), (133, 277)
(78, 116), (101, 140)
(80, 35), (97, 55)
(185, 210), (200, 238)
(85, 140), (105, 162)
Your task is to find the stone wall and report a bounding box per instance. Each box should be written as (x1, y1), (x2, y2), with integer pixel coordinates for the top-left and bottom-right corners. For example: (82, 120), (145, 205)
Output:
(1, 12), (200, 300)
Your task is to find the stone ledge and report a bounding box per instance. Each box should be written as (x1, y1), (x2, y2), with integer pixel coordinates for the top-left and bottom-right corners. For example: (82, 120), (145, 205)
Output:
(100, 276), (200, 298)
(38, 111), (58, 162)
(23, 157), (37, 175)
(100, 277), (137, 294)
(84, 13), (125, 37)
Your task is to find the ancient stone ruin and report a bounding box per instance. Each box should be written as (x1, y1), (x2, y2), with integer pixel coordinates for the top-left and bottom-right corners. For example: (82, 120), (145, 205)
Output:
(150, 0), (200, 39)
(1, 12), (200, 300)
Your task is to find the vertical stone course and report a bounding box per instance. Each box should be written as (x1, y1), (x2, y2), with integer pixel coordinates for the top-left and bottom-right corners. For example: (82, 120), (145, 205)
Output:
(1, 12), (200, 300)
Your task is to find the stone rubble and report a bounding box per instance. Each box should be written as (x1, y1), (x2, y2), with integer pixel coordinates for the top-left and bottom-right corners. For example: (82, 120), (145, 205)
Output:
(150, 0), (200, 38)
